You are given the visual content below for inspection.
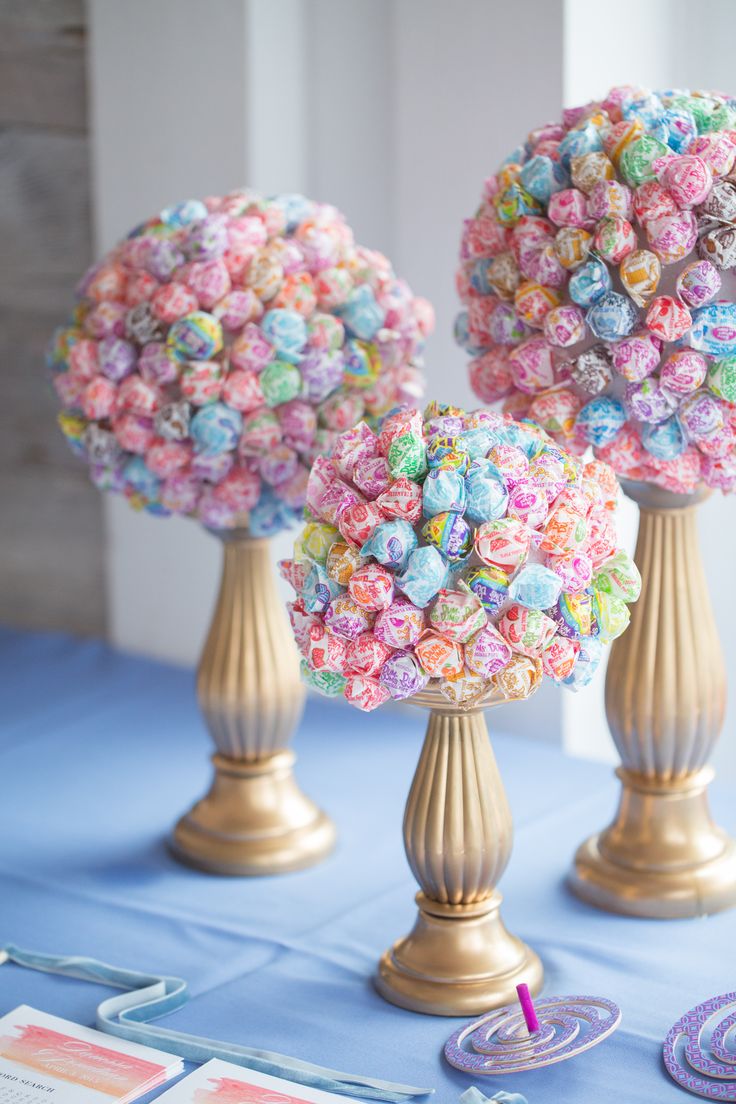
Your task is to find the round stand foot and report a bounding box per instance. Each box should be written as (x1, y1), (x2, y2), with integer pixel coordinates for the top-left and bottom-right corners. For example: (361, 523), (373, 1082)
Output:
(170, 751), (336, 876)
(570, 831), (736, 919)
(569, 768), (736, 918)
(375, 892), (543, 1016)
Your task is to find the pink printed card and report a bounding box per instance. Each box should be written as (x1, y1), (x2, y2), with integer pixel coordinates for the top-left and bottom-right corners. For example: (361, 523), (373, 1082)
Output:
(0, 1005), (182, 1103)
(154, 1059), (362, 1104)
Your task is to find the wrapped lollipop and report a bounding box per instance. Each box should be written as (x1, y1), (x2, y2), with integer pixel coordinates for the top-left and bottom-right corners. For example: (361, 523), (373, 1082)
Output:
(49, 189), (431, 877)
(283, 401), (638, 1016)
(456, 86), (736, 920)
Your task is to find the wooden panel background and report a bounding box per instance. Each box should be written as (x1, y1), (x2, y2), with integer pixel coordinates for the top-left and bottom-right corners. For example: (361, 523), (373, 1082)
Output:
(0, 0), (105, 635)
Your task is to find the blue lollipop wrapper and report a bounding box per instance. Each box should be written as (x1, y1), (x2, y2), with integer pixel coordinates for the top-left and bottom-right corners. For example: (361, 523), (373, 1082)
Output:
(302, 562), (343, 613)
(454, 309), (480, 354)
(160, 198), (208, 228)
(398, 545), (449, 608)
(260, 308), (307, 364)
(273, 192), (313, 230)
(569, 258), (612, 307)
(690, 301), (736, 357)
(586, 291), (638, 341)
(493, 421), (536, 457)
(123, 456), (161, 500)
(422, 468), (467, 516)
(470, 258), (496, 296)
(641, 416), (687, 459)
(622, 90), (664, 127)
(464, 460), (509, 524)
(457, 427), (497, 459)
(361, 519), (418, 571)
(661, 106), (697, 152)
(520, 153), (568, 202)
(575, 396), (626, 447)
(508, 563), (563, 610)
(250, 490), (300, 538)
(341, 284), (385, 341)
(562, 636), (603, 690)
(190, 402), (243, 457)
(558, 121), (603, 168)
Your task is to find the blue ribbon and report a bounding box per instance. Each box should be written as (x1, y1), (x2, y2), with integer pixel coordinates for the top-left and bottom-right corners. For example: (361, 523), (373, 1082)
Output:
(459, 1089), (528, 1104)
(1, 945), (432, 1103)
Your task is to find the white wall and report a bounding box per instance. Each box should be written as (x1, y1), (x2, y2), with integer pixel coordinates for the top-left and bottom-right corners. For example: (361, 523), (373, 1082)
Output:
(88, 0), (307, 665)
(392, 0), (564, 411)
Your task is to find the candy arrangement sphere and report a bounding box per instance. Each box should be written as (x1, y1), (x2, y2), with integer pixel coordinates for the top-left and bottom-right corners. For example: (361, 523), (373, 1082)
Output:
(284, 404), (640, 710)
(456, 86), (736, 918)
(456, 86), (736, 496)
(51, 189), (431, 532)
(49, 189), (431, 876)
(283, 401), (639, 1013)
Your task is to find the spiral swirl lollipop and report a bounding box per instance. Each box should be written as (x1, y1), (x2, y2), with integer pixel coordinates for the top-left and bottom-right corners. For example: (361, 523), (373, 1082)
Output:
(664, 993), (736, 1099)
(445, 984), (621, 1075)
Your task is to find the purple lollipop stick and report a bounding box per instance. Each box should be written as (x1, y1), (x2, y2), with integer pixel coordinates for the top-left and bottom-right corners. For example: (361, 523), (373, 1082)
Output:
(516, 984), (540, 1035)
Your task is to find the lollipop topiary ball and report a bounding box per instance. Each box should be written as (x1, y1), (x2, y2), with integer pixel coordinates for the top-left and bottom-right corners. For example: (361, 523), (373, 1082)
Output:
(49, 190), (433, 535)
(456, 86), (736, 495)
(281, 402), (640, 711)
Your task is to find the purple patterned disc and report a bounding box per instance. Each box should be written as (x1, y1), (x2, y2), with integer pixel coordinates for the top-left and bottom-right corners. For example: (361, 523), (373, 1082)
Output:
(444, 995), (621, 1075)
(664, 992), (736, 1100)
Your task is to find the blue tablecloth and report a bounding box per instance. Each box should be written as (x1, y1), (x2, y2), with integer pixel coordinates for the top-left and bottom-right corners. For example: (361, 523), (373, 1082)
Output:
(0, 626), (733, 1104)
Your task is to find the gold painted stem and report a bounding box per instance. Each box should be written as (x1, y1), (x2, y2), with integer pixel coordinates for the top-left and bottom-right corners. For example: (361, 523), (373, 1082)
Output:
(606, 491), (724, 778)
(376, 699), (542, 1015)
(197, 534), (304, 760)
(404, 708), (511, 902)
(171, 532), (335, 875)
(571, 482), (736, 917)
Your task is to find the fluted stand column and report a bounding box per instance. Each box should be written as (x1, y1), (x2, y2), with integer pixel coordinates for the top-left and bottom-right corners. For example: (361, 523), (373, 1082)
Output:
(171, 531), (335, 875)
(375, 698), (542, 1015)
(570, 481), (736, 917)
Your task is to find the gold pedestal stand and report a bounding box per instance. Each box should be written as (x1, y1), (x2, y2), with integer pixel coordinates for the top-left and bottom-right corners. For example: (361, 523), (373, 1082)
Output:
(376, 689), (543, 1015)
(571, 481), (736, 918)
(171, 531), (335, 875)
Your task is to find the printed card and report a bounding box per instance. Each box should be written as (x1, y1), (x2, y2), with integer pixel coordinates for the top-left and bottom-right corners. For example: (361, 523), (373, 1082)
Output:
(0, 1006), (182, 1103)
(153, 1058), (362, 1104)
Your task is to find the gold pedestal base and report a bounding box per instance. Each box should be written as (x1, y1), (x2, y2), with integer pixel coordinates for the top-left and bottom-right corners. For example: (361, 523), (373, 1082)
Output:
(570, 768), (736, 918)
(574, 483), (735, 917)
(376, 892), (543, 1016)
(171, 751), (336, 876)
